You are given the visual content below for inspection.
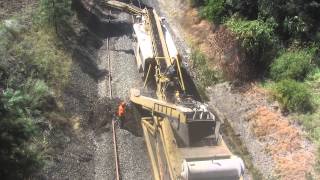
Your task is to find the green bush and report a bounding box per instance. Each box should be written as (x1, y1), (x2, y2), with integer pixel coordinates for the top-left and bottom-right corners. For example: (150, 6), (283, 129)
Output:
(225, 17), (276, 69)
(306, 68), (320, 88)
(225, 17), (275, 51)
(270, 49), (315, 81)
(0, 14), (71, 177)
(192, 50), (218, 87)
(258, 0), (320, 42)
(0, 84), (48, 179)
(200, 0), (226, 22)
(272, 79), (313, 112)
(194, 0), (320, 42)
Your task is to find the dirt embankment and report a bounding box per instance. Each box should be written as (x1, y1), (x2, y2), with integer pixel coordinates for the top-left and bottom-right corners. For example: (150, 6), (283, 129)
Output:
(146, 0), (317, 179)
(208, 83), (316, 179)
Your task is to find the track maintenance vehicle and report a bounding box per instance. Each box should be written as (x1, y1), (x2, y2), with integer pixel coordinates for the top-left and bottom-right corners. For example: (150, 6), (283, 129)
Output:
(104, 1), (245, 179)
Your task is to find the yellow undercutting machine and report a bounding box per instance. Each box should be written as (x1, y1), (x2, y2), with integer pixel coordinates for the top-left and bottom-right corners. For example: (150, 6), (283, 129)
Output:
(104, 1), (245, 179)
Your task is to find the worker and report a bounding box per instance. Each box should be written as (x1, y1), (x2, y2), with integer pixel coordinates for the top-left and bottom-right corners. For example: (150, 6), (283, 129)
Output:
(117, 102), (126, 128)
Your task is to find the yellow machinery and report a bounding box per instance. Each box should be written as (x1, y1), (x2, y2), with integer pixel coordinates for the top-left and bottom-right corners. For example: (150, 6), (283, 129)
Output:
(105, 1), (245, 179)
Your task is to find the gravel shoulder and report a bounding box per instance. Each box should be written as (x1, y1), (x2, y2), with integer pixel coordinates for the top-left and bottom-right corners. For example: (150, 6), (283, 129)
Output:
(108, 11), (152, 180)
(41, 1), (151, 179)
(207, 83), (276, 179)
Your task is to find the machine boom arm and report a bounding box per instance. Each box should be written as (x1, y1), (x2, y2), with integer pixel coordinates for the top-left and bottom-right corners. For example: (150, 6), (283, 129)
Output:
(104, 0), (143, 15)
(130, 89), (191, 123)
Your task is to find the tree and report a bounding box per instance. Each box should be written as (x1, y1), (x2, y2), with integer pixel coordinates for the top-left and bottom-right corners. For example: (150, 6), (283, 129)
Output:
(200, 0), (226, 22)
(258, 0), (320, 42)
(225, 0), (259, 20)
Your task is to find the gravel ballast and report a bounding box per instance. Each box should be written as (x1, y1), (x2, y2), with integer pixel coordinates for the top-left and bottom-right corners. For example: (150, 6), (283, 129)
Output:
(42, 2), (151, 179)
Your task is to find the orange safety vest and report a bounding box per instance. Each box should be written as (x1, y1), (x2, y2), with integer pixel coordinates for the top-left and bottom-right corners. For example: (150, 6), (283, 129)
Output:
(117, 104), (125, 117)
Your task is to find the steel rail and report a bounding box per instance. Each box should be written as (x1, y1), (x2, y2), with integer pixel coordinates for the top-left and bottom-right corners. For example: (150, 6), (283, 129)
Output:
(107, 9), (120, 180)
(112, 119), (120, 180)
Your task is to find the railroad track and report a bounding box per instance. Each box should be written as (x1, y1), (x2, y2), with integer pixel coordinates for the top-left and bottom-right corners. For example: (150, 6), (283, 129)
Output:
(106, 8), (120, 180)
(107, 1), (142, 179)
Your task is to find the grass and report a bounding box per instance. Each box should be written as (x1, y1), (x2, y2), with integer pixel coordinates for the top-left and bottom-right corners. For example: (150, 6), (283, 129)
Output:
(191, 49), (220, 101)
(191, 49), (219, 86)
(0, 8), (72, 177)
(271, 79), (313, 112)
(225, 17), (275, 51)
(296, 93), (320, 174)
(270, 49), (316, 81)
(295, 69), (320, 140)
(266, 68), (320, 174)
(12, 28), (71, 90)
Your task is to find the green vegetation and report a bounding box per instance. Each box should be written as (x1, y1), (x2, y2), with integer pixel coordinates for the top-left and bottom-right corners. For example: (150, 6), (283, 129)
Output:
(36, 0), (73, 31)
(192, 50), (218, 87)
(293, 70), (320, 170)
(196, 0), (320, 42)
(270, 49), (316, 81)
(0, 81), (48, 178)
(298, 70), (320, 136)
(225, 18), (275, 50)
(12, 29), (71, 89)
(271, 79), (313, 112)
(199, 0), (225, 23)
(0, 0), (72, 178)
(191, 0), (320, 173)
(225, 17), (276, 66)
(268, 48), (317, 113)
(192, 50), (219, 101)
(192, 0), (320, 70)
(191, 0), (320, 113)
